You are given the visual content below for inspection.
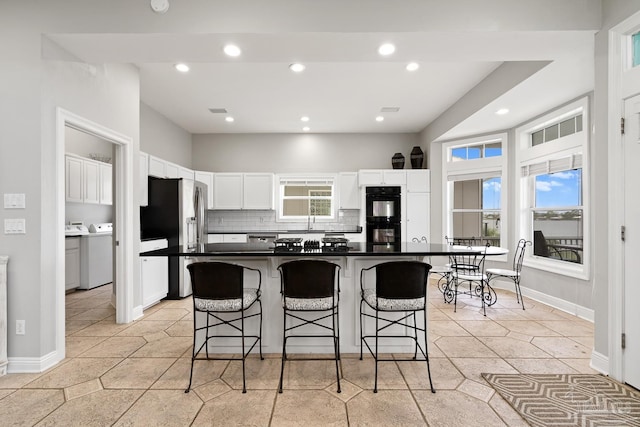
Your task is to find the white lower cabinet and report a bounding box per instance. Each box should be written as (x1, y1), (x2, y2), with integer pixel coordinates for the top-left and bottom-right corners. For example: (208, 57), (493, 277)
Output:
(140, 239), (168, 309)
(65, 237), (81, 291)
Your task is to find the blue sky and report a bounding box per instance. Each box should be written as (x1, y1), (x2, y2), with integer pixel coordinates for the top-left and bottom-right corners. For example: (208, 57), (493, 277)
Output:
(453, 146), (582, 209)
(535, 169), (582, 208)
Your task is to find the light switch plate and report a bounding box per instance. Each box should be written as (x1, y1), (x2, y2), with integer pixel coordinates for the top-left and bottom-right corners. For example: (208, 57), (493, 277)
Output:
(4, 218), (26, 234)
(4, 193), (26, 209)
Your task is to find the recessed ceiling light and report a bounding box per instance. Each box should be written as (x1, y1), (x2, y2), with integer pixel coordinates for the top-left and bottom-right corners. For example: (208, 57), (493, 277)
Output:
(378, 43), (396, 56)
(289, 63), (305, 73)
(496, 108), (510, 115)
(406, 62), (419, 71)
(375, 116), (385, 122)
(301, 116), (310, 122)
(174, 63), (189, 72)
(303, 126), (310, 132)
(223, 44), (241, 57)
(225, 116), (235, 123)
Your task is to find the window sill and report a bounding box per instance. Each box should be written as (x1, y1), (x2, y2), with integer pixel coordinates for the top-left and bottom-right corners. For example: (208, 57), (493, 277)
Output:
(524, 256), (589, 280)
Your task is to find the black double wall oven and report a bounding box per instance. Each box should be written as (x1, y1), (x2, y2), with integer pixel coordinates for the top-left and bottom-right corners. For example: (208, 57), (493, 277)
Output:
(366, 186), (401, 248)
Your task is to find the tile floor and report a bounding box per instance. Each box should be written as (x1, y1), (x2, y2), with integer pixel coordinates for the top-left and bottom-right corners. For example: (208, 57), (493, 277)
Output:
(0, 281), (597, 426)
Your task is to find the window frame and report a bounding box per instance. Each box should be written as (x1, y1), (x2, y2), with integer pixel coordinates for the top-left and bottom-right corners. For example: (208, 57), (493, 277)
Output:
(276, 174), (337, 222)
(516, 96), (590, 279)
(442, 133), (508, 259)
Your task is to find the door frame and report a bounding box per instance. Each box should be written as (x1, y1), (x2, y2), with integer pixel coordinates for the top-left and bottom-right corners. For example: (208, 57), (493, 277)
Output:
(56, 108), (135, 360)
(607, 11), (640, 383)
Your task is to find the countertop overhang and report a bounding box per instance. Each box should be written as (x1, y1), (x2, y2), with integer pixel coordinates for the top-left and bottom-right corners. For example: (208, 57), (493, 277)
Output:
(140, 242), (482, 257)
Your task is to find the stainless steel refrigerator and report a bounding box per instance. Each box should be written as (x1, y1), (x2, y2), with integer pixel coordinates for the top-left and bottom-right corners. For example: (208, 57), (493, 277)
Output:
(141, 177), (207, 298)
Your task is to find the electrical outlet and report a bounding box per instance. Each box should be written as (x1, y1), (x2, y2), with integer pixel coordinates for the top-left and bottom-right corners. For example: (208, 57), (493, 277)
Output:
(16, 320), (25, 335)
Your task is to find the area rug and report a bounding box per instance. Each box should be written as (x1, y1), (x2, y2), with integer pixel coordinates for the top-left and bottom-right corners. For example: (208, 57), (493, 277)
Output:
(482, 373), (640, 426)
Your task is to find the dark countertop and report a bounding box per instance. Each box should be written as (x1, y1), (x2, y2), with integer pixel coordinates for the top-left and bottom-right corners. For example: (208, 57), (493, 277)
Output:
(140, 242), (481, 257)
(207, 228), (363, 235)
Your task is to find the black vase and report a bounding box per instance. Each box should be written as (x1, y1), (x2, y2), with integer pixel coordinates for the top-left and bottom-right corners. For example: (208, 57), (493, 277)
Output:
(410, 146), (424, 169)
(391, 152), (405, 169)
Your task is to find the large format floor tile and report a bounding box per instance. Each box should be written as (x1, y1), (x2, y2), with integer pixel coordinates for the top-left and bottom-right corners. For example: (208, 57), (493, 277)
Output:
(0, 281), (597, 426)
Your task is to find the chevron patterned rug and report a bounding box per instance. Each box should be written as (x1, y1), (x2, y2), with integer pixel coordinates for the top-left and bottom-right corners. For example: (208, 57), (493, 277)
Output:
(482, 373), (640, 426)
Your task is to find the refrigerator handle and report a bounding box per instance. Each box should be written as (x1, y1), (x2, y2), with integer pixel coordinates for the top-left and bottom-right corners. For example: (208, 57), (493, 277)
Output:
(195, 186), (205, 244)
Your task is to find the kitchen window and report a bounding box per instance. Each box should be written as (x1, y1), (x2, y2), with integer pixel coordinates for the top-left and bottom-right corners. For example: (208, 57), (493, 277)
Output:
(277, 176), (336, 221)
(443, 133), (507, 250)
(516, 96), (589, 279)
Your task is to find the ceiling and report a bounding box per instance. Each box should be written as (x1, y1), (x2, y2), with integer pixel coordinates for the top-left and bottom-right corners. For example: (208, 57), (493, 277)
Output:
(47, 13), (596, 141)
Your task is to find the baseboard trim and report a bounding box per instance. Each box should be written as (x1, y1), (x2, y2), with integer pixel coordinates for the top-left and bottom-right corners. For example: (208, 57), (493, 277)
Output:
(491, 279), (594, 322)
(7, 350), (61, 373)
(590, 350), (609, 375)
(132, 305), (144, 321)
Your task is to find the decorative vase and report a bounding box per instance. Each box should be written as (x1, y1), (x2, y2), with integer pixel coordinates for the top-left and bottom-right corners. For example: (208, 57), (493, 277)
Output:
(391, 152), (405, 169)
(410, 146), (424, 169)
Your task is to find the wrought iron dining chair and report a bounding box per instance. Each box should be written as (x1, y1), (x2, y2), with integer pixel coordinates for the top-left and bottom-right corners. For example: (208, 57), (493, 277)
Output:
(486, 239), (531, 309)
(185, 261), (263, 394)
(359, 260), (435, 393)
(412, 236), (453, 300)
(449, 243), (492, 316)
(278, 259), (342, 393)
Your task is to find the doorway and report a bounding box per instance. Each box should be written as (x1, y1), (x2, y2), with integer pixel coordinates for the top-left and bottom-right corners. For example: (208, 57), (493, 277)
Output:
(56, 108), (135, 361)
(622, 95), (640, 390)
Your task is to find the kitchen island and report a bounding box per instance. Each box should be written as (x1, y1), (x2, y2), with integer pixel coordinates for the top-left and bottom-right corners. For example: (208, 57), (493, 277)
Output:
(141, 242), (480, 354)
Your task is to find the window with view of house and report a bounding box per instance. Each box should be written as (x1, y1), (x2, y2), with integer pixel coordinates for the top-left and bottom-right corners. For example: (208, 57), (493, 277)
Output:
(516, 96), (589, 278)
(443, 134), (507, 249)
(277, 177), (335, 221)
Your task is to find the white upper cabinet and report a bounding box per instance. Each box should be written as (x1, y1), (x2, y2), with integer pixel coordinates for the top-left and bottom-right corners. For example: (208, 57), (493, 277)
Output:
(358, 169), (406, 186)
(178, 166), (194, 180)
(243, 173), (274, 210)
(406, 170), (430, 193)
(83, 159), (100, 204)
(165, 161), (179, 178)
(148, 155), (166, 178)
(213, 173), (274, 210)
(339, 172), (359, 209)
(99, 163), (112, 205)
(139, 152), (149, 206)
(65, 154), (112, 205)
(213, 173), (244, 209)
(65, 156), (84, 203)
(194, 171), (214, 209)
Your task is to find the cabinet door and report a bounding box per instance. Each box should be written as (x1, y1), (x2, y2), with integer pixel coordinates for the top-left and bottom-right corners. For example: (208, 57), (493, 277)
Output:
(179, 167), (194, 180)
(406, 192), (430, 242)
(141, 256), (168, 308)
(339, 172), (359, 209)
(139, 152), (149, 206)
(194, 171), (214, 209)
(65, 156), (84, 203)
(243, 173), (273, 209)
(165, 162), (179, 179)
(83, 160), (100, 204)
(148, 155), (166, 178)
(383, 170), (407, 185)
(65, 238), (80, 290)
(99, 163), (112, 205)
(358, 170), (384, 186)
(406, 170), (430, 192)
(213, 173), (243, 209)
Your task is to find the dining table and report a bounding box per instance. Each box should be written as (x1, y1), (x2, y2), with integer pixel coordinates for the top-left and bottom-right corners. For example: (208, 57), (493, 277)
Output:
(442, 245), (510, 308)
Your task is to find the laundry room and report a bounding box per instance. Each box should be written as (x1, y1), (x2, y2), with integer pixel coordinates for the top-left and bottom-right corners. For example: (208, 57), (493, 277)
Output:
(64, 126), (114, 292)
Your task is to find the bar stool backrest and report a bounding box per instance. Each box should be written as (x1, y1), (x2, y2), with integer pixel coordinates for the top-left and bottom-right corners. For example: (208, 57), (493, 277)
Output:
(187, 262), (244, 300)
(375, 261), (430, 300)
(279, 260), (339, 299)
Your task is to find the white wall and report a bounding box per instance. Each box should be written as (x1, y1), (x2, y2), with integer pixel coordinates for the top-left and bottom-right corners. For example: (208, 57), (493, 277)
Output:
(140, 102), (192, 168)
(192, 133), (420, 173)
